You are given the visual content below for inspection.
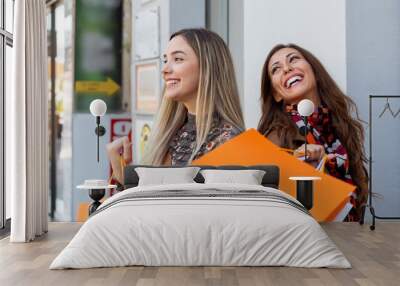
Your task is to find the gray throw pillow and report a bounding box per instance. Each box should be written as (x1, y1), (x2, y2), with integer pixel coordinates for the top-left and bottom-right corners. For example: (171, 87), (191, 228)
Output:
(200, 169), (266, 185)
(135, 167), (201, 186)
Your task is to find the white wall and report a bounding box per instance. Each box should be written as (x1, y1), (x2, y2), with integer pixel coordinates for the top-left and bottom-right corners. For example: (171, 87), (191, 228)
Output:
(228, 0), (244, 106)
(242, 0), (347, 128)
(346, 0), (400, 217)
(346, 0), (400, 121)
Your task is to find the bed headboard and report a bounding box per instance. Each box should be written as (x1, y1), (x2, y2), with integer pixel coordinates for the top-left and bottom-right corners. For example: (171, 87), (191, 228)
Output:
(123, 165), (280, 189)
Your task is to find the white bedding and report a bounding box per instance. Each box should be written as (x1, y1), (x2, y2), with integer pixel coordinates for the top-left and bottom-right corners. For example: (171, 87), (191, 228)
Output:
(50, 183), (351, 269)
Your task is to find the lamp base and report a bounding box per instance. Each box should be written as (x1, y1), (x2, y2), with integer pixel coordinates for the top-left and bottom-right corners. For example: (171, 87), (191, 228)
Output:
(88, 188), (106, 215)
(95, 126), (106, 136)
(296, 180), (314, 210)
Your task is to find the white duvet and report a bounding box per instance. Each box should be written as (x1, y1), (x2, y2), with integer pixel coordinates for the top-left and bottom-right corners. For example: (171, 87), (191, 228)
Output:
(50, 183), (351, 269)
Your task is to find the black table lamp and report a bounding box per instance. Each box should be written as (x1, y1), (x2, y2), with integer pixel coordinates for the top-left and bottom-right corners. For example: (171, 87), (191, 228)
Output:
(89, 99), (107, 162)
(297, 99), (315, 161)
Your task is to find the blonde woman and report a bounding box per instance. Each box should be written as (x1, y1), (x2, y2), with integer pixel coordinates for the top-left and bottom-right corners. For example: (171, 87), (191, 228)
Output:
(107, 28), (244, 183)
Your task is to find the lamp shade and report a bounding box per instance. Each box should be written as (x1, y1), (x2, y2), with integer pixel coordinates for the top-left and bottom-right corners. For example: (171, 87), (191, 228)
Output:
(298, 99), (314, 117)
(89, 99), (107, 117)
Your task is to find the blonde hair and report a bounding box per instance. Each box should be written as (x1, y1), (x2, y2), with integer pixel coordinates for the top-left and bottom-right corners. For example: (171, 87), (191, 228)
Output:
(141, 28), (244, 165)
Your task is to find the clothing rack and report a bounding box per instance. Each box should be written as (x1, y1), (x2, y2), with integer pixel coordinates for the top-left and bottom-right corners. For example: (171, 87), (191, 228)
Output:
(367, 95), (400, 230)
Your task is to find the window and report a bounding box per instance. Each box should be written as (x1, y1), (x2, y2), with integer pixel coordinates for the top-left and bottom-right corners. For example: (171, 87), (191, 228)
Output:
(47, 0), (72, 221)
(1, 0), (14, 234)
(5, 0), (13, 33)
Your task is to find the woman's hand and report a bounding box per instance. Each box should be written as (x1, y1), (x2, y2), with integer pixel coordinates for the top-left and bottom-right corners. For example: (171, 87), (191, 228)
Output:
(294, 144), (325, 161)
(106, 136), (132, 183)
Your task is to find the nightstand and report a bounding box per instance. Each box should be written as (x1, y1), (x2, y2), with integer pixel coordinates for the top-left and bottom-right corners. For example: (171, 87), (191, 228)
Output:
(77, 183), (117, 215)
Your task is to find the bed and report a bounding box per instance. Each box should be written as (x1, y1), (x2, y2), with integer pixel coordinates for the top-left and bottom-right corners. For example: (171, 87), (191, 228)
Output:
(50, 165), (350, 269)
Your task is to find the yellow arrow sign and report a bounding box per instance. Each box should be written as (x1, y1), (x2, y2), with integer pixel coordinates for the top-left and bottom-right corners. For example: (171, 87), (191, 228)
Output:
(75, 77), (120, 96)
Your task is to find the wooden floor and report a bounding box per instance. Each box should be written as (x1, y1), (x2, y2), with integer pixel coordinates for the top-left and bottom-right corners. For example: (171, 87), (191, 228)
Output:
(0, 222), (399, 286)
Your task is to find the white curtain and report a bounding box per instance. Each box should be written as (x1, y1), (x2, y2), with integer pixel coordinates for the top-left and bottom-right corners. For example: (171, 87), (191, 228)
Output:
(8, 0), (49, 242)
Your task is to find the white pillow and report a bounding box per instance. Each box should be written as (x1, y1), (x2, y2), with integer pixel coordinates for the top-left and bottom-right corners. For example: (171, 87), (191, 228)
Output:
(135, 167), (200, 186)
(200, 169), (266, 185)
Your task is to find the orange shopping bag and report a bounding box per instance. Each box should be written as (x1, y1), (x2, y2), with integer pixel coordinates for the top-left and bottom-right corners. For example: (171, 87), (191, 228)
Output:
(193, 129), (355, 222)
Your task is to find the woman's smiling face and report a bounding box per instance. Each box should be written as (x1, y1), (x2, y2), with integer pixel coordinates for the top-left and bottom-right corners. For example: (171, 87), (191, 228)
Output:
(268, 47), (318, 105)
(161, 35), (200, 106)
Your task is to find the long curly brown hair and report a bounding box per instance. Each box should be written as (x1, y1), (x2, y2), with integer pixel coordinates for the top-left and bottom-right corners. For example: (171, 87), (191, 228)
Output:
(257, 43), (368, 196)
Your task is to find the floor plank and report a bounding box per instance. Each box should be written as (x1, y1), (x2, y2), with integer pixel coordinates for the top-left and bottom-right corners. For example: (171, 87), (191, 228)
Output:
(0, 222), (399, 286)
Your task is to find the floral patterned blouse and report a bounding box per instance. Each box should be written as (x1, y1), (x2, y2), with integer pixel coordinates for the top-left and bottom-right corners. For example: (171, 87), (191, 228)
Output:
(168, 113), (242, 166)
